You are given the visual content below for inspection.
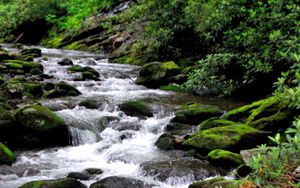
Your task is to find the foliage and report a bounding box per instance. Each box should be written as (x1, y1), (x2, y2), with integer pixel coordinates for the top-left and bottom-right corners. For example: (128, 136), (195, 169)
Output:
(242, 118), (300, 187)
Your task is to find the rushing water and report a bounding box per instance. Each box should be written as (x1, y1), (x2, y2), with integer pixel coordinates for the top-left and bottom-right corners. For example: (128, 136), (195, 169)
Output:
(0, 45), (237, 188)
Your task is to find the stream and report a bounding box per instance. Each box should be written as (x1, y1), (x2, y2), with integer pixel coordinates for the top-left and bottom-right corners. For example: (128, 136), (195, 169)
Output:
(0, 45), (240, 188)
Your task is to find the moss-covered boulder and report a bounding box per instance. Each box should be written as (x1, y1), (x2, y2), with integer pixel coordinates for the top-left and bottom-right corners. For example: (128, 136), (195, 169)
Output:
(224, 96), (296, 133)
(78, 99), (101, 109)
(182, 125), (268, 154)
(171, 102), (223, 125)
(68, 65), (99, 81)
(43, 82), (81, 98)
(90, 176), (153, 188)
(188, 177), (225, 188)
(119, 100), (153, 118)
(207, 149), (243, 169)
(165, 122), (195, 136)
(136, 61), (181, 88)
(20, 48), (42, 59)
(18, 178), (87, 188)
(199, 117), (241, 130)
(3, 78), (44, 98)
(0, 142), (16, 164)
(0, 107), (16, 143)
(141, 157), (224, 182)
(58, 58), (73, 66)
(14, 104), (70, 148)
(3, 60), (43, 74)
(155, 133), (177, 150)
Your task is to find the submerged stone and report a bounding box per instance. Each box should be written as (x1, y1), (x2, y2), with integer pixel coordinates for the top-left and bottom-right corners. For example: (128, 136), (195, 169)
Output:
(18, 178), (87, 188)
(90, 176), (154, 188)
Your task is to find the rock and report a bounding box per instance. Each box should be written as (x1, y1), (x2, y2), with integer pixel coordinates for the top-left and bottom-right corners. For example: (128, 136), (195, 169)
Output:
(240, 147), (275, 167)
(20, 48), (42, 58)
(84, 168), (103, 175)
(0, 51), (10, 61)
(165, 122), (196, 136)
(68, 65), (99, 81)
(236, 164), (252, 177)
(141, 158), (224, 182)
(182, 125), (268, 154)
(43, 82), (81, 98)
(90, 176), (154, 188)
(223, 96), (297, 133)
(136, 61), (181, 88)
(171, 102), (223, 125)
(58, 58), (73, 66)
(0, 142), (16, 164)
(293, 166), (300, 179)
(67, 172), (90, 180)
(119, 100), (153, 118)
(155, 133), (178, 150)
(14, 104), (70, 148)
(188, 177), (225, 188)
(199, 117), (240, 130)
(78, 99), (101, 109)
(18, 178), (87, 188)
(30, 68), (43, 75)
(0, 107), (16, 144)
(3, 60), (43, 73)
(207, 149), (243, 169)
(4, 78), (43, 98)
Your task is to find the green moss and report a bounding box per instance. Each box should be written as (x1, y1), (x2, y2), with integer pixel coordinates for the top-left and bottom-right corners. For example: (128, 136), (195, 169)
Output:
(111, 54), (141, 65)
(15, 104), (65, 131)
(207, 149), (242, 168)
(0, 142), (16, 164)
(30, 68), (43, 75)
(64, 41), (88, 50)
(119, 100), (153, 118)
(172, 102), (222, 125)
(5, 63), (23, 69)
(43, 34), (65, 48)
(19, 178), (87, 188)
(200, 117), (239, 130)
(188, 177), (225, 188)
(161, 61), (180, 69)
(182, 125), (266, 153)
(160, 84), (184, 92)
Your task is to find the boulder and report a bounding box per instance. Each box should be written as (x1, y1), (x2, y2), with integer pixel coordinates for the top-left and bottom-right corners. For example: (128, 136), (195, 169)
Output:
(58, 58), (73, 66)
(43, 82), (81, 98)
(199, 117), (240, 130)
(188, 177), (225, 188)
(14, 104), (70, 148)
(18, 178), (87, 188)
(155, 133), (177, 150)
(171, 102), (223, 125)
(0, 51), (10, 61)
(68, 65), (99, 81)
(141, 158), (224, 182)
(0, 107), (16, 143)
(182, 125), (268, 154)
(165, 122), (196, 136)
(78, 99), (101, 109)
(136, 61), (181, 88)
(90, 176), (153, 188)
(3, 78), (43, 98)
(84, 168), (103, 175)
(3, 60), (43, 74)
(0, 142), (16, 164)
(207, 149), (243, 169)
(119, 100), (153, 118)
(224, 96), (297, 133)
(67, 172), (90, 180)
(20, 48), (42, 59)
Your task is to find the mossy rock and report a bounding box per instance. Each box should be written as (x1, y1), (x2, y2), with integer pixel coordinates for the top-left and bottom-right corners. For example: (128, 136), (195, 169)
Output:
(182, 125), (268, 154)
(160, 84), (185, 92)
(0, 51), (10, 61)
(155, 133), (177, 150)
(78, 99), (101, 109)
(3, 60), (43, 73)
(82, 71), (99, 81)
(136, 61), (181, 88)
(68, 65), (99, 80)
(188, 177), (225, 188)
(4, 78), (43, 98)
(30, 68), (43, 75)
(166, 122), (195, 136)
(207, 149), (243, 169)
(18, 178), (87, 188)
(199, 117), (240, 130)
(58, 58), (73, 66)
(119, 100), (153, 118)
(90, 176), (153, 188)
(20, 48), (42, 58)
(224, 96), (296, 132)
(0, 107), (15, 134)
(0, 142), (16, 164)
(172, 102), (223, 125)
(4, 62), (23, 69)
(14, 104), (69, 148)
(43, 82), (81, 98)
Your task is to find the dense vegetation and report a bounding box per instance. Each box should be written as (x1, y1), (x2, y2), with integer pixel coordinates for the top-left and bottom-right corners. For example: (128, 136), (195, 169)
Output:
(0, 0), (299, 187)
